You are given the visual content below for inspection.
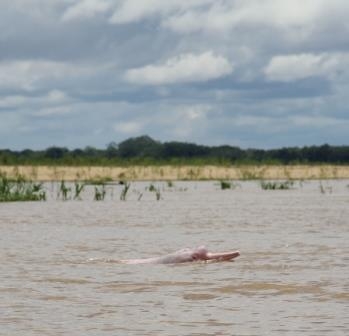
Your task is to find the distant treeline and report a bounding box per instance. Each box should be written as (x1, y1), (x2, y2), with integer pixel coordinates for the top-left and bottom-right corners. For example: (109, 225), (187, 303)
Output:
(1, 135), (349, 165)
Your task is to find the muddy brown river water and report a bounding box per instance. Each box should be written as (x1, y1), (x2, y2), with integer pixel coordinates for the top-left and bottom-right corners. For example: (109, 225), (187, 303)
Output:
(1, 181), (348, 335)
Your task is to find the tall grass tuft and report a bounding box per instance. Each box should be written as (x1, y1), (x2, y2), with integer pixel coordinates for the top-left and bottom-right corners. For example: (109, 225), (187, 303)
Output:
(120, 181), (130, 201)
(148, 183), (161, 200)
(94, 185), (106, 201)
(32, 182), (46, 200)
(58, 180), (71, 200)
(74, 181), (85, 200)
(260, 180), (294, 190)
(0, 173), (46, 202)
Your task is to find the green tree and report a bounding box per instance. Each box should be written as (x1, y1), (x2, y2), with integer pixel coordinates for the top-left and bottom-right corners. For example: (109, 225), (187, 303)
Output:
(45, 147), (68, 160)
(118, 135), (162, 158)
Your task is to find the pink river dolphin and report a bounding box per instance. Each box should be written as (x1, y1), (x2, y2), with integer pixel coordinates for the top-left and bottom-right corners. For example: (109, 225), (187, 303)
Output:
(119, 246), (240, 264)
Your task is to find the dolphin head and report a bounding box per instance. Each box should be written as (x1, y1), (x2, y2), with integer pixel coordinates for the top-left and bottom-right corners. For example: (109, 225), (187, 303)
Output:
(190, 246), (209, 261)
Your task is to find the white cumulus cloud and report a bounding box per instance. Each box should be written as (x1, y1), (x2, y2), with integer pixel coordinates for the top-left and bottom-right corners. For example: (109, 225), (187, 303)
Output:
(62, 0), (111, 21)
(264, 53), (348, 81)
(0, 60), (106, 90)
(125, 52), (233, 85)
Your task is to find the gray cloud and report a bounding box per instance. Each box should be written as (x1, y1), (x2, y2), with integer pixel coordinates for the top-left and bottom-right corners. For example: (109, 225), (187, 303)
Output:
(0, 0), (348, 149)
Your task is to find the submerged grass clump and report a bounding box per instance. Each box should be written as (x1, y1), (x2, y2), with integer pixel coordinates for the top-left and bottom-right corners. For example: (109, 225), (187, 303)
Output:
(218, 180), (240, 190)
(147, 183), (162, 200)
(94, 184), (106, 201)
(0, 173), (46, 202)
(260, 180), (294, 190)
(220, 180), (232, 190)
(148, 183), (156, 192)
(58, 180), (71, 200)
(154, 187), (161, 201)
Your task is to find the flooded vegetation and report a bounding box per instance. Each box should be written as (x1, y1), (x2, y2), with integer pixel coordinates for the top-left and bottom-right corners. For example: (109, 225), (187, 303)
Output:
(260, 180), (294, 190)
(0, 173), (46, 202)
(1, 180), (348, 335)
(0, 173), (348, 203)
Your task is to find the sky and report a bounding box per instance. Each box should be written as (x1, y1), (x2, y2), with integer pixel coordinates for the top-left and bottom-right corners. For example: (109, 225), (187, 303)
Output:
(0, 0), (348, 150)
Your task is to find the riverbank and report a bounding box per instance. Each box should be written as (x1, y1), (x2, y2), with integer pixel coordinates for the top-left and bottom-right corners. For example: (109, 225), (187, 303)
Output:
(1, 165), (349, 181)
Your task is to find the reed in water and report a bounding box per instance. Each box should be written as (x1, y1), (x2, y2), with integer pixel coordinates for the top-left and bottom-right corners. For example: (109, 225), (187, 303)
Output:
(0, 173), (45, 202)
